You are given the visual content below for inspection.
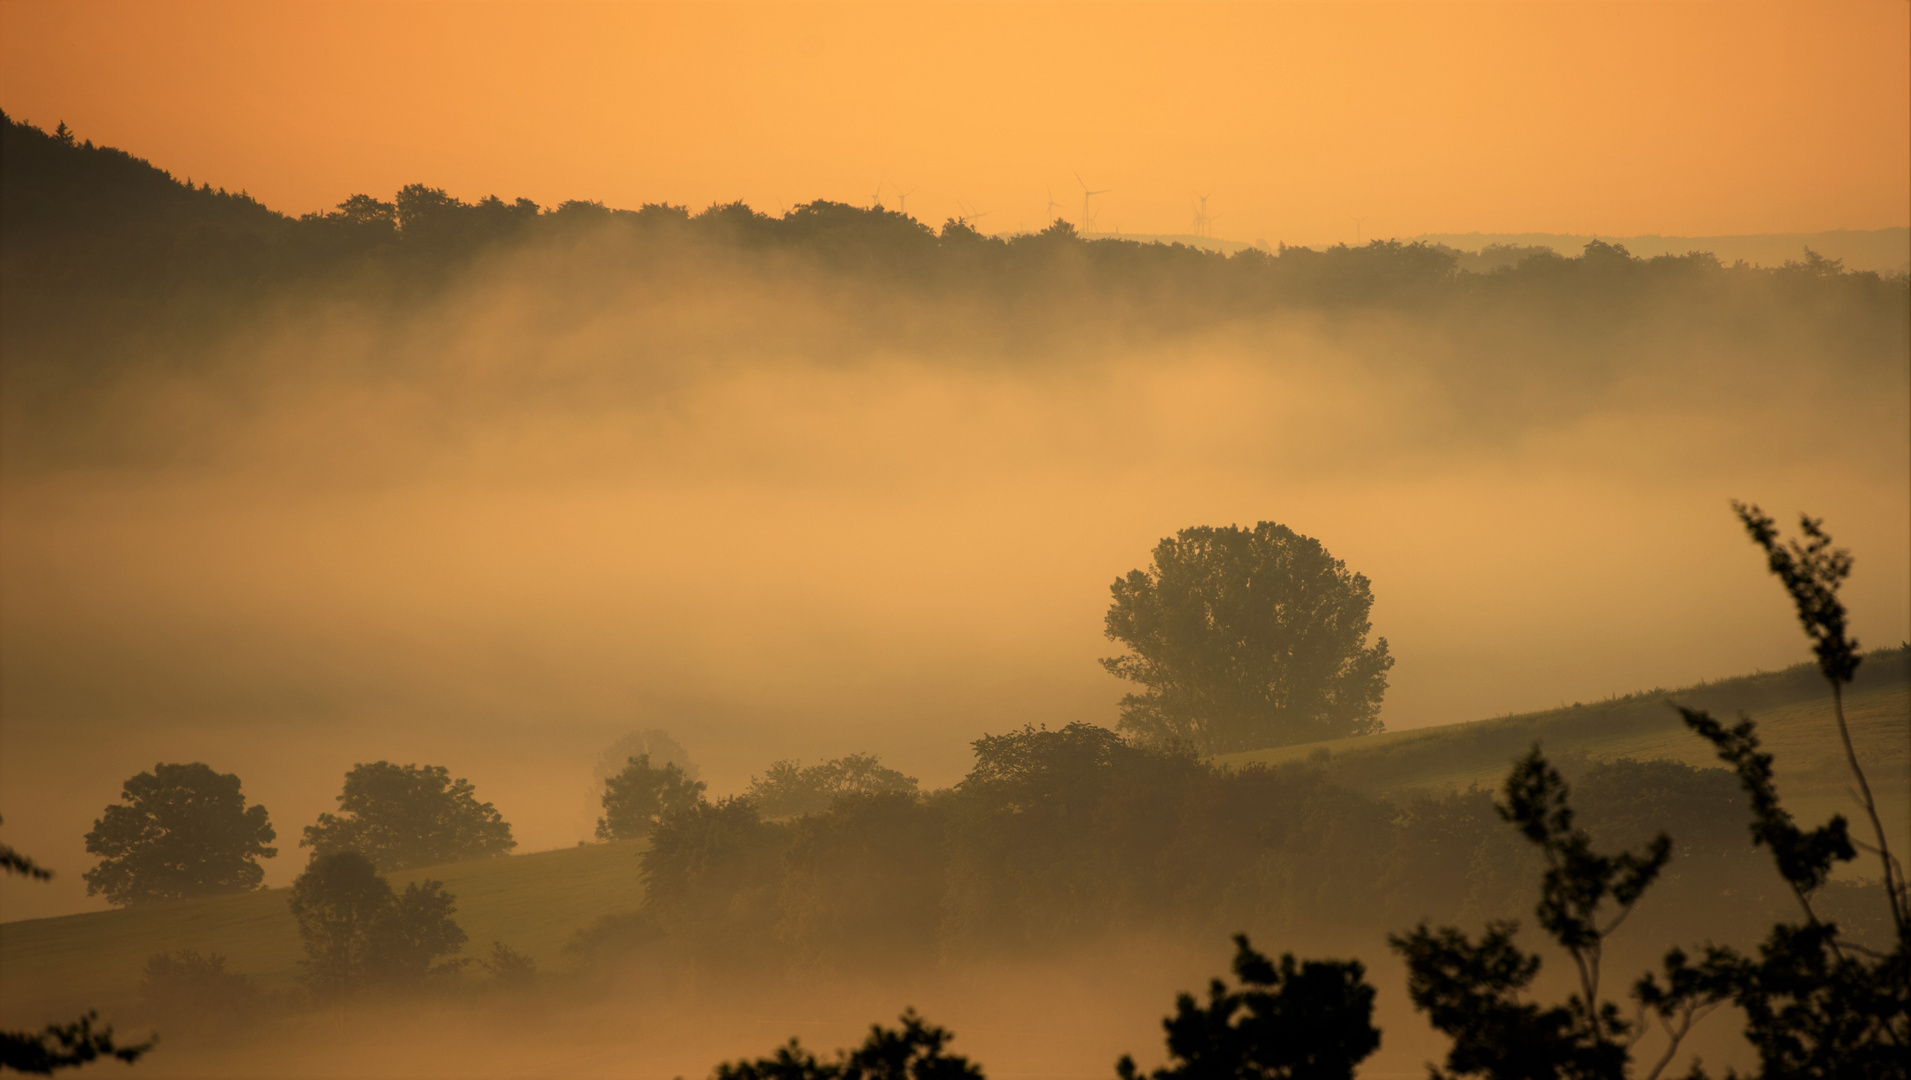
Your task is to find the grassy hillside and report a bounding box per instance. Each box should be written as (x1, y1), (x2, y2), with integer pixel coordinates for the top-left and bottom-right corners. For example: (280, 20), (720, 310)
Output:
(4, 651), (1906, 1032)
(0, 839), (647, 1025)
(1216, 648), (1911, 862)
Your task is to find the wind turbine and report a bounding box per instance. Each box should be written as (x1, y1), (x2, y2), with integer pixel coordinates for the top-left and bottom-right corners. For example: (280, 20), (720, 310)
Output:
(872, 181), (886, 210)
(1193, 192), (1213, 238)
(894, 185), (917, 217)
(1044, 187), (1065, 225)
(956, 200), (990, 229)
(1353, 215), (1368, 244)
(1076, 173), (1111, 234)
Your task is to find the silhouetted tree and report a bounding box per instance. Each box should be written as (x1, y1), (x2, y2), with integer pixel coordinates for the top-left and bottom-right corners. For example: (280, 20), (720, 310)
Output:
(714, 1010), (984, 1080)
(82, 762), (277, 906)
(1103, 522), (1394, 753)
(1117, 934), (1378, 1080)
(287, 850), (466, 999)
(597, 753), (707, 840)
(0, 819), (154, 1073)
(302, 761), (514, 870)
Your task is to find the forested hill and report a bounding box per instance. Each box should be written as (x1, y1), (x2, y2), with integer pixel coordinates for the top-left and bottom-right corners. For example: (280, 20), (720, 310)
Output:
(7, 110), (1907, 316)
(0, 111), (283, 243)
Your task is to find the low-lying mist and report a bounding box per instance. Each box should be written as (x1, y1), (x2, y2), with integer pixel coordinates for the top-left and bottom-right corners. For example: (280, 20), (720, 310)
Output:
(3, 220), (1908, 921)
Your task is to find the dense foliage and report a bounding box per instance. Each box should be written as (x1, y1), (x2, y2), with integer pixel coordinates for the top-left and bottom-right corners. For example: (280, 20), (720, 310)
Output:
(1103, 522), (1394, 752)
(81, 762), (277, 907)
(614, 721), (1775, 974)
(302, 761), (514, 871)
(1116, 935), (1379, 1080)
(745, 755), (920, 819)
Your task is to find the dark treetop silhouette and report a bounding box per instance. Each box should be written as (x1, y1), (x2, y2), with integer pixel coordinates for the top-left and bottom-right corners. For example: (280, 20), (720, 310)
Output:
(83, 762), (277, 907)
(302, 761), (514, 871)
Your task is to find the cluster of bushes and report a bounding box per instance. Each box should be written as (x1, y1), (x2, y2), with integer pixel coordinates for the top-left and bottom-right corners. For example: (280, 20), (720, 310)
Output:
(574, 724), (1795, 978)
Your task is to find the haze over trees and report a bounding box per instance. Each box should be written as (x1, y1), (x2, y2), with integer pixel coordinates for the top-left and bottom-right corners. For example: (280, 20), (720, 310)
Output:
(4, 110), (1903, 459)
(301, 762), (514, 871)
(596, 753), (707, 840)
(81, 762), (277, 907)
(287, 850), (466, 999)
(744, 755), (920, 819)
(0, 113), (1907, 1079)
(1102, 522), (1394, 753)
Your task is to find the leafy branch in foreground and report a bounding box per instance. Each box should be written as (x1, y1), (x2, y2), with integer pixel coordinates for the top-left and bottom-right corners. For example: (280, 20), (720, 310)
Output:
(0, 815), (53, 881)
(711, 1010), (983, 1080)
(1115, 934), (1379, 1080)
(0, 1014), (151, 1076)
(1657, 505), (1909, 1078)
(1383, 503), (1911, 1079)
(0, 818), (155, 1074)
(1728, 501), (1906, 936)
(1390, 748), (1719, 1080)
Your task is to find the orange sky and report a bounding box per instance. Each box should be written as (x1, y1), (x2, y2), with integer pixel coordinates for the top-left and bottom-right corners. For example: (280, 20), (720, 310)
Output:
(3, 1), (1907, 243)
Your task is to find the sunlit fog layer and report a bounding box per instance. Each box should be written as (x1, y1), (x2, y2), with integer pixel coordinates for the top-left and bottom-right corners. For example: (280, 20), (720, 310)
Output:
(3, 232), (1905, 920)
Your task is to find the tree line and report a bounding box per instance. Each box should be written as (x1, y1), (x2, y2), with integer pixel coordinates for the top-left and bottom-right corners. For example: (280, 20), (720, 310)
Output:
(5, 110), (1905, 378)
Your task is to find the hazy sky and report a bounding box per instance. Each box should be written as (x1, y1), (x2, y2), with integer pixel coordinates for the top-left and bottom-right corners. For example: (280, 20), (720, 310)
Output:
(2, 0), (1907, 243)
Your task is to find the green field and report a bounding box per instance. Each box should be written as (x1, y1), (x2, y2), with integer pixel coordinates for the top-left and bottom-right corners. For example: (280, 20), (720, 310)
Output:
(4, 652), (1906, 1033)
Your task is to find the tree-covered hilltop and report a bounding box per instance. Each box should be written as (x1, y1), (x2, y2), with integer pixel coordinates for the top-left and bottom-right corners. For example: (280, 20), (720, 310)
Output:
(5, 110), (1905, 346)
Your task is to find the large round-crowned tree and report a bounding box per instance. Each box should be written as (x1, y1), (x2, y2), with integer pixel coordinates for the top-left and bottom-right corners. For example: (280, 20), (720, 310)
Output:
(1102, 522), (1394, 754)
(82, 762), (277, 906)
(302, 762), (514, 871)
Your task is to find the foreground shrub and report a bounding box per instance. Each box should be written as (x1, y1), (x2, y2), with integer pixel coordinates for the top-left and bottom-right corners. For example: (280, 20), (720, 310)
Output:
(140, 949), (262, 1035)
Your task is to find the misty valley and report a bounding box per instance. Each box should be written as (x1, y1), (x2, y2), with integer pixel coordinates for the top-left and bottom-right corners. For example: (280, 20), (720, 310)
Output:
(2, 113), (1908, 1079)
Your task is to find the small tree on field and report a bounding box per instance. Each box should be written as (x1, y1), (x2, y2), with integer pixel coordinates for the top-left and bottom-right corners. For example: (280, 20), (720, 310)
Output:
(1102, 522), (1394, 754)
(597, 753), (707, 840)
(288, 850), (466, 999)
(83, 762), (276, 906)
(302, 761), (514, 871)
